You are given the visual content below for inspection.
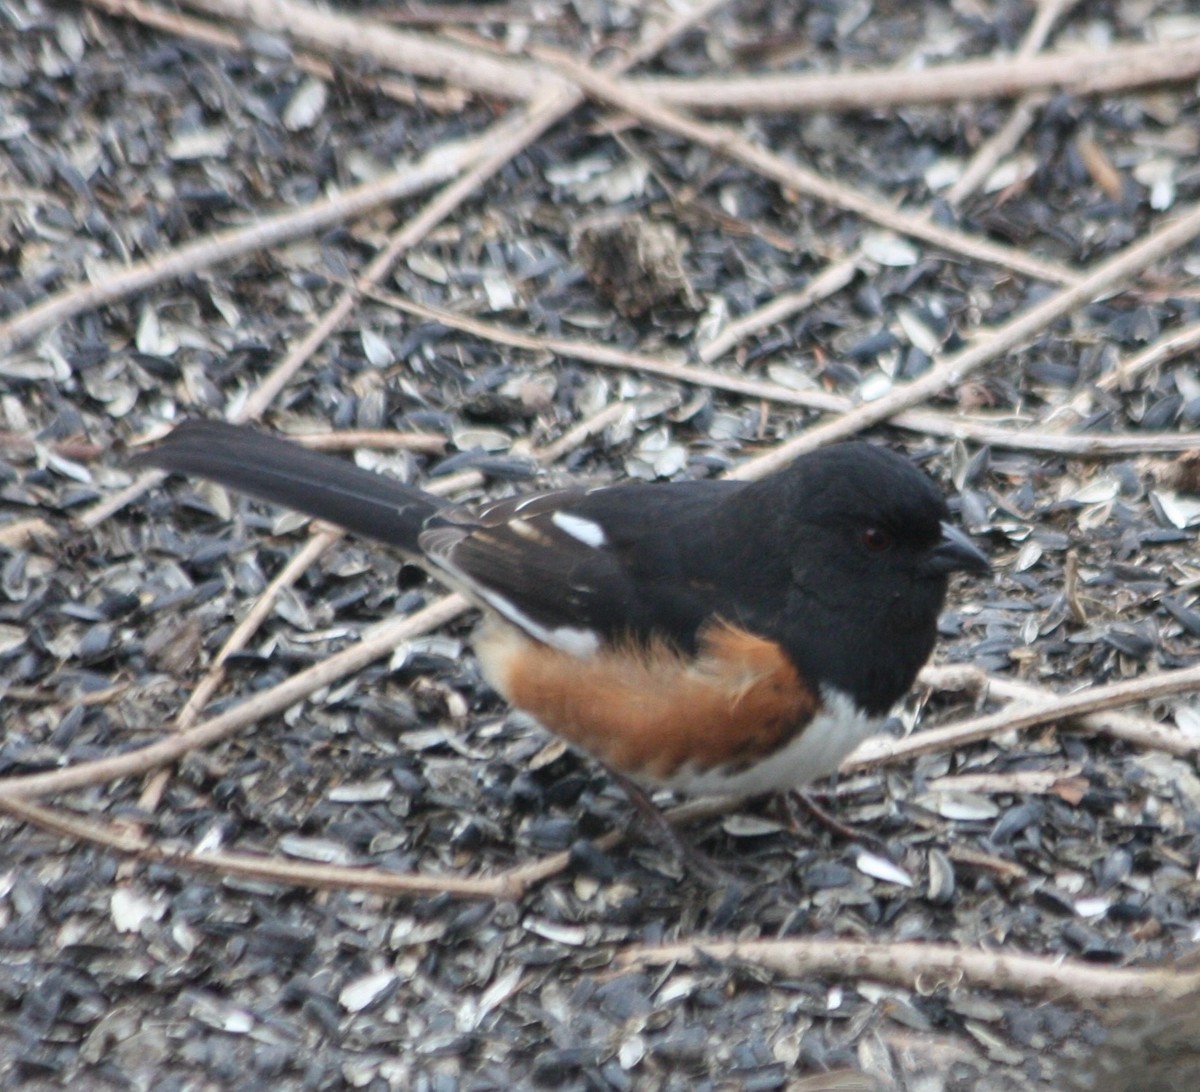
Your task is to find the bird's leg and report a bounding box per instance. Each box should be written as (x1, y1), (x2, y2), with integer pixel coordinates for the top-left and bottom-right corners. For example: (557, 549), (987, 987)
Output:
(604, 768), (729, 885)
(780, 789), (888, 854)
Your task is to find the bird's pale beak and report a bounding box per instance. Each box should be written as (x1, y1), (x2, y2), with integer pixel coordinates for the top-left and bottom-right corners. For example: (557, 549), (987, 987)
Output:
(927, 522), (990, 575)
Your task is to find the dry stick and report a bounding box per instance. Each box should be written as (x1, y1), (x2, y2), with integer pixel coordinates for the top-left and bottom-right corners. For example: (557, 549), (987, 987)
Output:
(0, 791), (739, 902)
(379, 4), (559, 27)
(544, 51), (1080, 289)
(920, 663), (1196, 758)
(78, 468), (171, 532)
(731, 201), (1200, 479)
(0, 136), (487, 358)
(945, 0), (1079, 205)
(0, 793), (514, 899)
(843, 659), (1200, 774)
(0, 594), (469, 802)
(368, 289), (1200, 459)
(630, 35), (1200, 113)
(694, 0), (1077, 367)
(946, 843), (1029, 881)
(535, 401), (631, 465)
(946, 93), (1051, 206)
(925, 766), (1086, 798)
(132, 530), (338, 816)
(185, 0), (558, 100)
(134, 422), (446, 455)
(696, 254), (861, 364)
(286, 429), (446, 454)
(618, 937), (1200, 1005)
(84, 0), (469, 111)
(1103, 318), (1200, 392)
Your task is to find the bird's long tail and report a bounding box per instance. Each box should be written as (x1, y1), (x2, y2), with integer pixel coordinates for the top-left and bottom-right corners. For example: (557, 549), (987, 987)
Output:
(134, 419), (442, 557)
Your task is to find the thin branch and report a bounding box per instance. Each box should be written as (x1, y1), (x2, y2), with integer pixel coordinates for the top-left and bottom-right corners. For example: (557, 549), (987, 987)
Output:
(84, 0), (470, 111)
(618, 936), (1200, 1004)
(920, 663), (1197, 758)
(0, 595), (469, 800)
(730, 201), (1200, 478)
(134, 529), (340, 814)
(1104, 318), (1200, 391)
(365, 287), (1200, 460)
(630, 35), (1200, 114)
(696, 254), (862, 364)
(540, 49), (1080, 288)
(945, 0), (1080, 205)
(0, 779), (741, 902)
(0, 137), (487, 358)
(845, 659), (1200, 774)
(184, 0), (556, 100)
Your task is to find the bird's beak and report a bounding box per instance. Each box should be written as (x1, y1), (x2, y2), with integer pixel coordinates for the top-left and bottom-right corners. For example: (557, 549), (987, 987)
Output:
(927, 522), (990, 575)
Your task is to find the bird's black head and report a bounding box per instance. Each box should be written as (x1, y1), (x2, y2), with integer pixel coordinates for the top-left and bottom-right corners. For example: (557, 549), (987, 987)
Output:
(731, 443), (988, 715)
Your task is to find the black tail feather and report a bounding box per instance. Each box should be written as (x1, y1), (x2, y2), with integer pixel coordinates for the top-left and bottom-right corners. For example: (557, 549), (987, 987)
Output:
(135, 420), (441, 556)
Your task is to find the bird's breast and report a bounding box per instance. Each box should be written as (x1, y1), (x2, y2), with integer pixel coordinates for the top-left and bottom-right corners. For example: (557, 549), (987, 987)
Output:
(473, 619), (873, 795)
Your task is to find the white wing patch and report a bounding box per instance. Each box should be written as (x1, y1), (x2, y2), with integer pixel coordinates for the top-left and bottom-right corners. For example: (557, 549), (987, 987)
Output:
(550, 511), (607, 548)
(425, 550), (601, 657)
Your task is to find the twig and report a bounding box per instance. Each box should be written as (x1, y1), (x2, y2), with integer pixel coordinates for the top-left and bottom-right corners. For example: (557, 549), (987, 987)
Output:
(844, 659), (1200, 773)
(184, 0), (557, 100)
(534, 402), (631, 465)
(945, 844), (1030, 881)
(0, 791), (740, 902)
(0, 594), (469, 800)
(630, 35), (1200, 114)
(925, 766), (1086, 799)
(132, 423), (448, 455)
(945, 0), (1079, 205)
(540, 49), (1080, 288)
(696, 254), (862, 364)
(134, 529), (340, 815)
(84, 0), (469, 111)
(730, 201), (1200, 478)
(0, 136), (486, 358)
(920, 663), (1196, 757)
(365, 287), (1200, 459)
(1103, 318), (1200, 392)
(617, 936), (1200, 1004)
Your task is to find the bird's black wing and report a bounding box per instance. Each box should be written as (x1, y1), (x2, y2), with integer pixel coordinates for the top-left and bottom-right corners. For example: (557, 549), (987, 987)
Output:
(420, 480), (748, 654)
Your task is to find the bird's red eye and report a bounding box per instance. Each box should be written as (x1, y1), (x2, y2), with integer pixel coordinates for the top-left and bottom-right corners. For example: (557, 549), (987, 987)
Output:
(862, 527), (893, 552)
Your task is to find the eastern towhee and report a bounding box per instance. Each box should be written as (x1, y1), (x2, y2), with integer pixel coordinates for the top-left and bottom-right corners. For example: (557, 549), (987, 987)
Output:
(138, 420), (987, 803)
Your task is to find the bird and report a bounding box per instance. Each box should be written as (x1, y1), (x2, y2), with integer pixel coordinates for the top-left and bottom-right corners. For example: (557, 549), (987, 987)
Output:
(137, 420), (988, 809)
